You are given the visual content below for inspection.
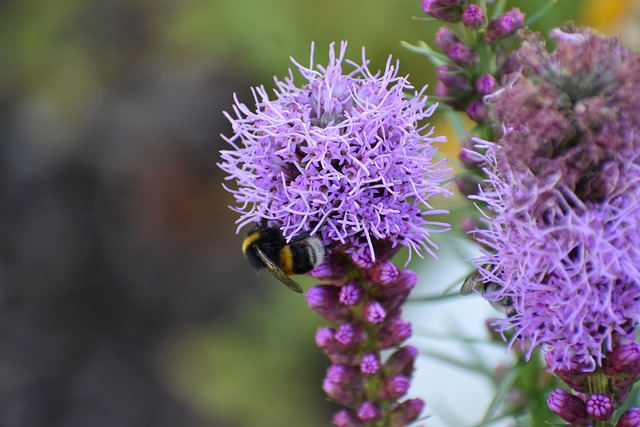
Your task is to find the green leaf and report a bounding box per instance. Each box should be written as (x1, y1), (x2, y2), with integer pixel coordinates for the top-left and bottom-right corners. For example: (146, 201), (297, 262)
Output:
(401, 40), (451, 67)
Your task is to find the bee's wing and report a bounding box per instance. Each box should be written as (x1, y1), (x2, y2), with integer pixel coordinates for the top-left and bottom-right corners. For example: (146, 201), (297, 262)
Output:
(460, 270), (481, 295)
(255, 246), (304, 293)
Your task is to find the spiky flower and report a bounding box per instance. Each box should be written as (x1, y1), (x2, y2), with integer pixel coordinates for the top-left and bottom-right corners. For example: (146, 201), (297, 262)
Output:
(220, 41), (450, 260)
(220, 42), (451, 426)
(470, 26), (640, 376)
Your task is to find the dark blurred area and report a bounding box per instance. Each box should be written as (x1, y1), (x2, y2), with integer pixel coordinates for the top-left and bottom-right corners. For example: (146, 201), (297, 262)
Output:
(0, 0), (594, 425)
(0, 1), (270, 425)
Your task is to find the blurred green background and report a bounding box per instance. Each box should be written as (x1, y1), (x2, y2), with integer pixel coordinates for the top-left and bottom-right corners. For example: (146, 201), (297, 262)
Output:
(0, 0), (635, 426)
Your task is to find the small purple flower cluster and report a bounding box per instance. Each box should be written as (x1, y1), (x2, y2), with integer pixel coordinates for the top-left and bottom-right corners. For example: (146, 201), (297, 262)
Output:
(468, 26), (640, 423)
(309, 248), (424, 425)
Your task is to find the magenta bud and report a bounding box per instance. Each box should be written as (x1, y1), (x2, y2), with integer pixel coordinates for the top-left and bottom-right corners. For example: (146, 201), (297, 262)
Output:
(363, 300), (386, 324)
(316, 326), (336, 348)
(434, 27), (460, 52)
(323, 364), (364, 407)
(379, 317), (412, 348)
(465, 99), (490, 124)
(369, 260), (399, 286)
(475, 74), (498, 96)
(586, 394), (614, 421)
(434, 81), (450, 98)
(307, 285), (350, 323)
(437, 65), (473, 93)
(357, 401), (381, 422)
(335, 323), (366, 347)
(485, 8), (525, 43)
(390, 398), (424, 426)
(421, 0), (464, 23)
(339, 282), (365, 306)
(385, 345), (419, 376)
(359, 352), (382, 376)
(446, 42), (477, 67)
(332, 409), (361, 427)
(605, 342), (640, 376)
(617, 408), (640, 427)
(462, 4), (486, 28)
(547, 389), (588, 425)
(380, 375), (411, 400)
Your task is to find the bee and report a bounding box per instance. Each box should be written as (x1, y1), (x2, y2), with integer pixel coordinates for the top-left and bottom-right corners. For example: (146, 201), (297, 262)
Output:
(242, 223), (325, 293)
(461, 264), (517, 318)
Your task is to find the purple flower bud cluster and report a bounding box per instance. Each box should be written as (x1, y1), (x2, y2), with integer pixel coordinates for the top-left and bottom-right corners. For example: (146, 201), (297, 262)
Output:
(468, 26), (640, 419)
(309, 250), (424, 426)
(425, 4), (524, 120)
(421, 2), (525, 205)
(547, 382), (640, 426)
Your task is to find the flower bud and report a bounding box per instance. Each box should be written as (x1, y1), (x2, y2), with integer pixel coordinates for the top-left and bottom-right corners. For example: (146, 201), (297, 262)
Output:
(547, 389), (588, 425)
(475, 74), (498, 96)
(323, 364), (364, 407)
(379, 317), (412, 348)
(462, 4), (486, 28)
(385, 345), (419, 376)
(466, 100), (490, 124)
(339, 282), (365, 306)
(335, 323), (366, 347)
(436, 65), (473, 93)
(485, 8), (525, 43)
(363, 300), (386, 324)
(359, 352), (382, 376)
(307, 285), (350, 323)
(332, 409), (361, 427)
(369, 260), (399, 286)
(421, 0), (464, 23)
(434, 27), (460, 52)
(586, 394), (614, 421)
(380, 375), (411, 400)
(605, 342), (640, 376)
(357, 401), (381, 422)
(390, 398), (424, 426)
(617, 408), (640, 427)
(446, 42), (477, 68)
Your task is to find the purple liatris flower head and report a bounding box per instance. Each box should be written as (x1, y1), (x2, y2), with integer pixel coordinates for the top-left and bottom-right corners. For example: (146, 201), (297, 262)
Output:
(220, 41), (450, 426)
(219, 41), (451, 260)
(470, 26), (640, 374)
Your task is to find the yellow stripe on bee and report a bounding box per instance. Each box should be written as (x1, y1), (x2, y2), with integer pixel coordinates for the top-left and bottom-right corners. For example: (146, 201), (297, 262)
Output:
(280, 246), (295, 275)
(242, 232), (261, 255)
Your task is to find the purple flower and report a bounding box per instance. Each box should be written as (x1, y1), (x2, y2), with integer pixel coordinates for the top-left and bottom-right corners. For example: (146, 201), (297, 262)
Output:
(469, 28), (640, 373)
(220, 41), (451, 260)
(221, 41), (448, 426)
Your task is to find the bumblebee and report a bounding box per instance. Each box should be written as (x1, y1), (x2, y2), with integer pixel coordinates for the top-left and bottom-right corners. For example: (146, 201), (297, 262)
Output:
(242, 224), (325, 293)
(461, 265), (517, 318)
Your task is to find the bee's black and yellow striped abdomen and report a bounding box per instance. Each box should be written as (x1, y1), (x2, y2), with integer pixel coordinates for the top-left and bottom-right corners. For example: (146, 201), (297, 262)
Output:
(242, 224), (325, 293)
